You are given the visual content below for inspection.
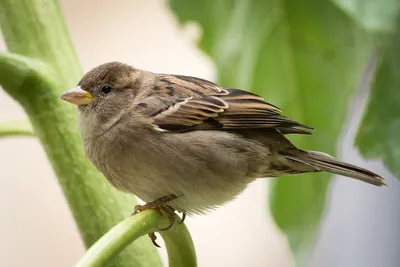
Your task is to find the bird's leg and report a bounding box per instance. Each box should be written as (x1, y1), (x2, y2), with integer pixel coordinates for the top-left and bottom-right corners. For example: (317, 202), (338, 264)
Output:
(147, 207), (187, 247)
(162, 205), (186, 224)
(132, 194), (178, 230)
(132, 194), (179, 248)
(132, 194), (178, 214)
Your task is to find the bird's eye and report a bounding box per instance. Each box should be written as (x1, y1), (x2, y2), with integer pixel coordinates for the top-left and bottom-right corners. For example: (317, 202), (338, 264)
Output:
(101, 84), (113, 94)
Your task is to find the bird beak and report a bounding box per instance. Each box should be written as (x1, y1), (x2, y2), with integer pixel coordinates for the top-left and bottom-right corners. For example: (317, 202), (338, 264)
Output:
(61, 86), (94, 105)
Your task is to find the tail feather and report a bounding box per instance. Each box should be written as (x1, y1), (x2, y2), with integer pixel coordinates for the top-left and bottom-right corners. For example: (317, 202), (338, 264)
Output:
(280, 150), (386, 186)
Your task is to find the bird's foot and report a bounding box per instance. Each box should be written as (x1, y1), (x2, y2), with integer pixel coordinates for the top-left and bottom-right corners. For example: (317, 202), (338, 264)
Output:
(148, 232), (160, 248)
(132, 194), (186, 247)
(132, 194), (177, 214)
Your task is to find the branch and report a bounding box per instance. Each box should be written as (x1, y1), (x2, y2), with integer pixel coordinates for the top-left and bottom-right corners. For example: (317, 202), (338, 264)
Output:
(0, 120), (35, 137)
(75, 210), (196, 267)
(0, 52), (54, 94)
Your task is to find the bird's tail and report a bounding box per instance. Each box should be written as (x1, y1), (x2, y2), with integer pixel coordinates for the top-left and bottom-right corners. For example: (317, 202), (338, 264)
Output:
(280, 150), (385, 186)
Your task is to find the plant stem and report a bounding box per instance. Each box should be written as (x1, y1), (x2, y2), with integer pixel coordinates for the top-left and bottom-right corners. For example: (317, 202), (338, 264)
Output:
(0, 0), (162, 266)
(0, 120), (35, 137)
(76, 210), (196, 267)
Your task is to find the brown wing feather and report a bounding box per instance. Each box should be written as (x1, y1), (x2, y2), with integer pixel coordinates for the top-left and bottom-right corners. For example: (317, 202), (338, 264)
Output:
(149, 76), (313, 134)
(152, 96), (228, 131)
(202, 89), (312, 132)
(156, 74), (229, 97)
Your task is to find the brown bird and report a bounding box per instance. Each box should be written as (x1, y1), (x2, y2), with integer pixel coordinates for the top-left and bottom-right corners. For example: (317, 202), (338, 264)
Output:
(61, 62), (384, 244)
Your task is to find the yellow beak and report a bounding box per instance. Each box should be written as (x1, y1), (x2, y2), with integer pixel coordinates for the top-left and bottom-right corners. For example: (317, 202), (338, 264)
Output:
(61, 86), (94, 105)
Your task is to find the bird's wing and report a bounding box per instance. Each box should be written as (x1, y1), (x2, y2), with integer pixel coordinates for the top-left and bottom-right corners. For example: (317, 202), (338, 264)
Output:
(148, 74), (313, 134)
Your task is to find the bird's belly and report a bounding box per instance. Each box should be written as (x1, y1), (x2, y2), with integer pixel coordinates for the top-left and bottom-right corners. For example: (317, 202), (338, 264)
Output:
(102, 158), (251, 215)
(87, 129), (265, 215)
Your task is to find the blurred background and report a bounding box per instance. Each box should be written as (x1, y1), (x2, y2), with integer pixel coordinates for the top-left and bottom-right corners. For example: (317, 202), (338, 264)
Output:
(1, 1), (399, 267)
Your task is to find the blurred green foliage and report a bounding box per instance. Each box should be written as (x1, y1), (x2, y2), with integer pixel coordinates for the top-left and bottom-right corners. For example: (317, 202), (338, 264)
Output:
(337, 0), (400, 180)
(356, 20), (400, 178)
(169, 0), (400, 263)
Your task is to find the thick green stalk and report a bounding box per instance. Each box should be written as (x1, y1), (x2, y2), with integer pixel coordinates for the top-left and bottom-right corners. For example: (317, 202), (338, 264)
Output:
(0, 0), (162, 266)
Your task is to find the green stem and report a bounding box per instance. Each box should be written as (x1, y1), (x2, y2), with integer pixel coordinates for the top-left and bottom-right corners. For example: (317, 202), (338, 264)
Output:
(0, 1), (164, 266)
(160, 219), (197, 267)
(76, 210), (196, 267)
(0, 120), (35, 137)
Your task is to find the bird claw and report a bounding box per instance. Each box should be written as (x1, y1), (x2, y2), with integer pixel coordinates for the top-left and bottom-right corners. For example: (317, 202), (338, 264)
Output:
(131, 204), (144, 215)
(146, 210), (187, 248)
(130, 195), (188, 248)
(179, 211), (187, 224)
(148, 232), (161, 248)
(158, 206), (176, 231)
(131, 194), (177, 216)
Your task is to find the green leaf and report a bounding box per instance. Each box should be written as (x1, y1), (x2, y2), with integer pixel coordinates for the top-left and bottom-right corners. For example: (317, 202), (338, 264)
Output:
(355, 18), (400, 179)
(335, 0), (400, 178)
(334, 0), (400, 181)
(332, 0), (400, 36)
(169, 0), (373, 261)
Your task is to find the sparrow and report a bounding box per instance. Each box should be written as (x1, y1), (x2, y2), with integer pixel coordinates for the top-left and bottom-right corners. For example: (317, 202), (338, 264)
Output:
(61, 61), (384, 244)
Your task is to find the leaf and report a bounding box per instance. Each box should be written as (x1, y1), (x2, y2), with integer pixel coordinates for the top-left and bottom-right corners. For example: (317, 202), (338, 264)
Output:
(334, 0), (400, 180)
(169, 0), (373, 260)
(353, 14), (400, 179)
(332, 0), (400, 36)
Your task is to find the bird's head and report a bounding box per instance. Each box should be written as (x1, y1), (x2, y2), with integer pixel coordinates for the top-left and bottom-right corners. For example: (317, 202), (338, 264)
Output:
(61, 61), (141, 124)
